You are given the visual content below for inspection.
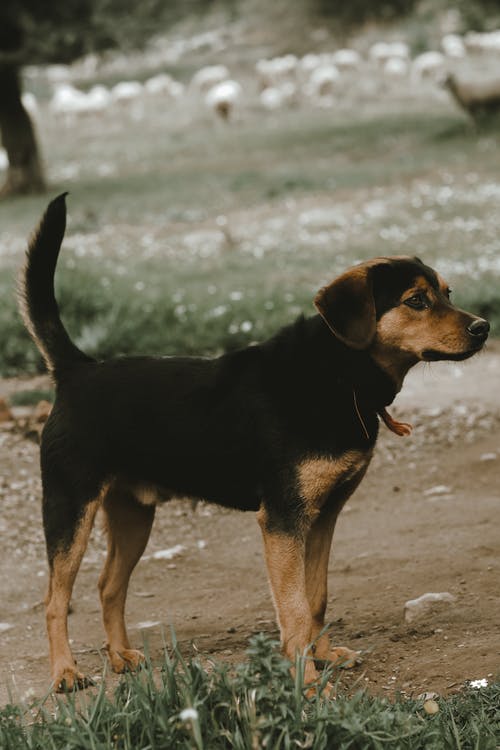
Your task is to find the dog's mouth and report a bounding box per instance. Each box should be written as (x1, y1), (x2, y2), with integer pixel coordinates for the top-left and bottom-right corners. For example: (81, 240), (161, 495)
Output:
(421, 344), (485, 362)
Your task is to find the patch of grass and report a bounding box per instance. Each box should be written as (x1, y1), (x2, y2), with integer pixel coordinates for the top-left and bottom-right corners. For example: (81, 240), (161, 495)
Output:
(8, 389), (54, 407)
(1, 634), (498, 749)
(1, 101), (500, 375)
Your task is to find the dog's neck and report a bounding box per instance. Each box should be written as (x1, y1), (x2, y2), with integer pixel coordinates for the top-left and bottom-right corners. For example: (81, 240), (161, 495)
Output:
(369, 343), (418, 394)
(307, 314), (400, 410)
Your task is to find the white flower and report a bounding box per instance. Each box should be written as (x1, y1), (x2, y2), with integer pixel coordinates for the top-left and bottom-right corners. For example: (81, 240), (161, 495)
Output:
(469, 678), (488, 689)
(180, 707), (199, 722)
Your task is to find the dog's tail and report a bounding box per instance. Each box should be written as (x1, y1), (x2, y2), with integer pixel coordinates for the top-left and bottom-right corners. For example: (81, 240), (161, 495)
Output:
(18, 193), (94, 376)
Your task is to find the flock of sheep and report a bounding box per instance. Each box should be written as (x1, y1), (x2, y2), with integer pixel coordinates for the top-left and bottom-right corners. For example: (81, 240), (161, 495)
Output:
(17, 28), (500, 123)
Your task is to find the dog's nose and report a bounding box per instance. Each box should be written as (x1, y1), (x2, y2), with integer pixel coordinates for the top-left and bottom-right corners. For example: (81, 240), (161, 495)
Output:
(467, 318), (490, 338)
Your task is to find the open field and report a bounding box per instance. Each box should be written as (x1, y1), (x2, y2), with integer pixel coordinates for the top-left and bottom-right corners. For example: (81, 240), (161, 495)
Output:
(1, 72), (500, 373)
(1, 24), (500, 747)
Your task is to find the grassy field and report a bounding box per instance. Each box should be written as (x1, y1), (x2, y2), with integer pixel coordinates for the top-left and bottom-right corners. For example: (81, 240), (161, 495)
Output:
(1, 635), (499, 750)
(0, 83), (500, 375)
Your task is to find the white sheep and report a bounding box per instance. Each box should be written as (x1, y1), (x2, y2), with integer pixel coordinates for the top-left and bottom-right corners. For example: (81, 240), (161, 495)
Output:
(441, 34), (466, 58)
(464, 30), (500, 54)
(256, 55), (298, 90)
(331, 48), (362, 71)
(191, 65), (229, 92)
(205, 80), (242, 120)
(445, 72), (500, 119)
(411, 51), (446, 81)
(111, 81), (143, 102)
(259, 82), (297, 110)
(86, 85), (112, 111)
(50, 83), (112, 116)
(306, 64), (340, 98)
(144, 73), (184, 97)
(50, 83), (90, 115)
(299, 53), (323, 75)
(369, 41), (408, 66)
(384, 57), (409, 76)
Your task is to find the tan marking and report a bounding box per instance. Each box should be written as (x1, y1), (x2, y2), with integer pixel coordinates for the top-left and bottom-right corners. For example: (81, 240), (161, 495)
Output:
(46, 499), (100, 690)
(256, 508), (317, 682)
(257, 503), (362, 685)
(371, 284), (477, 387)
(134, 484), (160, 506)
(304, 505), (340, 659)
(98, 486), (155, 673)
(133, 483), (174, 506)
(297, 450), (371, 517)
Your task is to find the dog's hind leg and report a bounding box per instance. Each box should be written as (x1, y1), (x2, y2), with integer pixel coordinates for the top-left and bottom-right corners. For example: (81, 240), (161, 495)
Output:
(43, 493), (99, 692)
(98, 487), (155, 674)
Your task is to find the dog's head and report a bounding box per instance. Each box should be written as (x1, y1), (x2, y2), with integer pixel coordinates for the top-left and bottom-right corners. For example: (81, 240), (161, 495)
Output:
(314, 256), (489, 384)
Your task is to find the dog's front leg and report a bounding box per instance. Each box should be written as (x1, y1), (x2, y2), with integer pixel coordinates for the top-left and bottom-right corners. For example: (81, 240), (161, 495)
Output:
(305, 505), (360, 669)
(256, 507), (319, 687)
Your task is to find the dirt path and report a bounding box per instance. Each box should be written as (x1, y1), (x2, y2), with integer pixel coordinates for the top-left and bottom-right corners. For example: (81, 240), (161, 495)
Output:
(1, 347), (499, 705)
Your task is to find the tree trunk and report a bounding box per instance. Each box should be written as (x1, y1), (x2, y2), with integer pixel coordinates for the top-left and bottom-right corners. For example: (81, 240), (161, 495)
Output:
(0, 64), (46, 197)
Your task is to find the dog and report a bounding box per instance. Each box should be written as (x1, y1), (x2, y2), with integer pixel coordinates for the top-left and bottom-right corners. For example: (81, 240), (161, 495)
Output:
(19, 194), (489, 692)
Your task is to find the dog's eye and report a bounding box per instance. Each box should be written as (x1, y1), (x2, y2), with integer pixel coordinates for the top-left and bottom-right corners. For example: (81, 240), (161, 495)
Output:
(404, 294), (428, 310)
(446, 287), (452, 299)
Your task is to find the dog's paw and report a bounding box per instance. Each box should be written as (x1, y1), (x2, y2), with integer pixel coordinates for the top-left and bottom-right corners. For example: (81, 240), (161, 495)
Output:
(107, 647), (145, 674)
(326, 646), (362, 669)
(54, 665), (94, 692)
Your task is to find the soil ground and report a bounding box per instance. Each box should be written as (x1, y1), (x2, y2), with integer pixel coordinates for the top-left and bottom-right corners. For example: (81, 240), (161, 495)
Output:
(1, 346), (499, 706)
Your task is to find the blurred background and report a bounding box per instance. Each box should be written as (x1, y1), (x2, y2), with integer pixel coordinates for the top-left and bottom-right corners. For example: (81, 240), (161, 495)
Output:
(1, 0), (500, 374)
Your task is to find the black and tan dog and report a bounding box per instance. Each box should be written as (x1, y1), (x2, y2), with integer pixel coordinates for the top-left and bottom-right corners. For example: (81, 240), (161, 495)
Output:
(20, 195), (489, 691)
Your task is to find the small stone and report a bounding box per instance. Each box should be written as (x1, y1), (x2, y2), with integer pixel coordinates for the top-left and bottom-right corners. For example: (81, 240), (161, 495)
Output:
(423, 485), (452, 497)
(135, 620), (160, 629)
(480, 452), (497, 462)
(423, 699), (439, 715)
(404, 592), (456, 623)
(152, 545), (185, 560)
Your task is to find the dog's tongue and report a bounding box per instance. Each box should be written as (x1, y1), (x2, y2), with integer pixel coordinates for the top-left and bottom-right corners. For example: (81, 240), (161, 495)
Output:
(378, 407), (412, 437)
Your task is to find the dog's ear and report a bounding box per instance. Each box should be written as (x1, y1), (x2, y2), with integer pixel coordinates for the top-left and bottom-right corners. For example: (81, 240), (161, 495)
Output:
(314, 265), (376, 349)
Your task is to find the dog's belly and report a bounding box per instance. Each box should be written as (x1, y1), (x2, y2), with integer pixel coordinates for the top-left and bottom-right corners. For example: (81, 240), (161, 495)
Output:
(131, 480), (260, 512)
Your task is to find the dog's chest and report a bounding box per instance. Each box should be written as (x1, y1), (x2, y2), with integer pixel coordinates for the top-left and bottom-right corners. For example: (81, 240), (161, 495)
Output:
(296, 449), (372, 512)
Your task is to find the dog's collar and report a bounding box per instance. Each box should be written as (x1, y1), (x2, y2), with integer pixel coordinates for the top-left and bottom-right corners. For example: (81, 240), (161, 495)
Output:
(378, 406), (412, 436)
(353, 389), (412, 440)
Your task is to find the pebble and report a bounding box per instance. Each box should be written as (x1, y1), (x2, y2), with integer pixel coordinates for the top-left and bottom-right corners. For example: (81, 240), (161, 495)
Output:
(423, 485), (452, 497)
(134, 620), (161, 630)
(423, 699), (439, 715)
(404, 592), (456, 623)
(151, 545), (186, 560)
